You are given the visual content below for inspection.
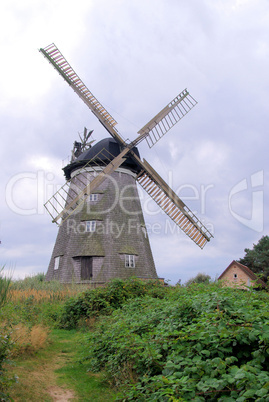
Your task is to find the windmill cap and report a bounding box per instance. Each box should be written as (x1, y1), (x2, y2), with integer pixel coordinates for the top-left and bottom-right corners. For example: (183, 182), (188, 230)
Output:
(63, 137), (141, 180)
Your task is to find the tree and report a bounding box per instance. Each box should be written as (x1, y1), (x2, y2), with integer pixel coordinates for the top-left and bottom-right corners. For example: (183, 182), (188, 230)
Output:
(238, 235), (269, 282)
(185, 273), (211, 286)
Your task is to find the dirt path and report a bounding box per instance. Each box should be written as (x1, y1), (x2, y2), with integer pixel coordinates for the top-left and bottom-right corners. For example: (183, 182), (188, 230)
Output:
(48, 386), (75, 401)
(8, 329), (116, 401)
(45, 347), (77, 401)
(9, 332), (78, 401)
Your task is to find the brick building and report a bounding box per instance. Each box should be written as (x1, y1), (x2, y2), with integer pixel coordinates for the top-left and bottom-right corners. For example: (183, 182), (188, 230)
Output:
(218, 260), (266, 289)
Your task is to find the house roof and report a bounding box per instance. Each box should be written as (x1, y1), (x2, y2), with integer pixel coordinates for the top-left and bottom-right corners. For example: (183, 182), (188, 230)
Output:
(218, 260), (267, 288)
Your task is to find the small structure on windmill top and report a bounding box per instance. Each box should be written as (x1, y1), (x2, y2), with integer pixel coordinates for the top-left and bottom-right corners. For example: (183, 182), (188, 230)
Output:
(40, 43), (213, 284)
(71, 127), (95, 162)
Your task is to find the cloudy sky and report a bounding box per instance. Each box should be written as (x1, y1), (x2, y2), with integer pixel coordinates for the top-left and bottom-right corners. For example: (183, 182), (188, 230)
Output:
(1, 0), (268, 284)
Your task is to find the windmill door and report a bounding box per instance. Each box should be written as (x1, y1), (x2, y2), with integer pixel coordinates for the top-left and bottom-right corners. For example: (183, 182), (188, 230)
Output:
(81, 257), (93, 280)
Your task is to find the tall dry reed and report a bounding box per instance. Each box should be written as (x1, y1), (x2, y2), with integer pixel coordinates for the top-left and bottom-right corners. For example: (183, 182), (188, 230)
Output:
(8, 288), (78, 303)
(9, 324), (49, 356)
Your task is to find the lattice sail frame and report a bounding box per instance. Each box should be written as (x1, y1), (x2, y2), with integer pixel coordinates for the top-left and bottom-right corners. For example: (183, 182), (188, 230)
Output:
(137, 89), (197, 148)
(136, 159), (212, 248)
(39, 43), (125, 146)
(44, 147), (128, 224)
(40, 43), (213, 248)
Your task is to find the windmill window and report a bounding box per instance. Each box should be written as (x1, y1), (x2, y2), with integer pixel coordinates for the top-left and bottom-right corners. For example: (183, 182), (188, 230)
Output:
(125, 254), (135, 268)
(88, 194), (98, 202)
(54, 256), (60, 270)
(85, 220), (96, 232)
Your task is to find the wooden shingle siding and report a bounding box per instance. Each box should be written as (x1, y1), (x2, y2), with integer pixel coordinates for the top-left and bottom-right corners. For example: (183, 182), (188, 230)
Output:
(46, 168), (157, 284)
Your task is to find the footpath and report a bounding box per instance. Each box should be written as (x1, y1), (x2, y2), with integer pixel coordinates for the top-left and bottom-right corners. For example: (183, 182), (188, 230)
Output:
(8, 329), (116, 401)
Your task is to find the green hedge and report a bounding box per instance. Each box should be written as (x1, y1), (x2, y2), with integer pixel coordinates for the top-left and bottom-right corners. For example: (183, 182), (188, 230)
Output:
(83, 284), (269, 401)
(59, 277), (166, 329)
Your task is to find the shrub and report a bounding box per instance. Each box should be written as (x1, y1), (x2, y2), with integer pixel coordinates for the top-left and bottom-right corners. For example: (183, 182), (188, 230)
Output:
(83, 284), (269, 400)
(0, 268), (15, 400)
(0, 326), (16, 401)
(59, 278), (166, 329)
(185, 272), (211, 286)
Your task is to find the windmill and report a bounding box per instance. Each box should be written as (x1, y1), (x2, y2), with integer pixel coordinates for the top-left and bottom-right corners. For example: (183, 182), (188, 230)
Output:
(40, 43), (213, 284)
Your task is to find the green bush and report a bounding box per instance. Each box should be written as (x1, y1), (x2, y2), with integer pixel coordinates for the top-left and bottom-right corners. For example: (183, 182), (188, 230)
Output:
(83, 284), (269, 401)
(59, 278), (166, 329)
(0, 268), (15, 400)
(185, 272), (211, 286)
(0, 326), (16, 401)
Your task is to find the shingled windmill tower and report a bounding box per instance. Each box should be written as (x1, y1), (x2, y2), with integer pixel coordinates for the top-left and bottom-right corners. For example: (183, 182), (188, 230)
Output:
(40, 44), (213, 284)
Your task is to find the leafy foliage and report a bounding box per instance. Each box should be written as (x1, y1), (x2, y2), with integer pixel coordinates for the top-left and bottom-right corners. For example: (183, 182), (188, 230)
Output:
(3, 274), (269, 400)
(0, 268), (15, 400)
(238, 235), (269, 282)
(59, 277), (166, 329)
(0, 326), (16, 401)
(83, 284), (269, 401)
(185, 272), (211, 286)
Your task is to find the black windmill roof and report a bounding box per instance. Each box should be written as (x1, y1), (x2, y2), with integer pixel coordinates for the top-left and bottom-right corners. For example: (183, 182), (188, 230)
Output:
(63, 137), (141, 180)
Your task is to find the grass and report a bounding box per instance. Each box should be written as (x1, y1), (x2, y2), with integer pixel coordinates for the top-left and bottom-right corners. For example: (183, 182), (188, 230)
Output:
(8, 323), (49, 357)
(8, 329), (118, 401)
(0, 266), (11, 308)
(9, 277), (89, 304)
(1, 277), (90, 329)
(8, 288), (78, 303)
(1, 275), (120, 400)
(4, 274), (269, 400)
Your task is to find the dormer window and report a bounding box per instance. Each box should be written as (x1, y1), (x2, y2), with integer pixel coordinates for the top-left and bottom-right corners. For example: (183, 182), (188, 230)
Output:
(88, 194), (98, 201)
(54, 256), (60, 270)
(85, 220), (96, 232)
(125, 254), (135, 268)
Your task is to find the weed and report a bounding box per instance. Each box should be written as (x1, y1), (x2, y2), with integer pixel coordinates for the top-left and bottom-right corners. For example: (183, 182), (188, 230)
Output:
(10, 324), (49, 356)
(0, 267), (11, 309)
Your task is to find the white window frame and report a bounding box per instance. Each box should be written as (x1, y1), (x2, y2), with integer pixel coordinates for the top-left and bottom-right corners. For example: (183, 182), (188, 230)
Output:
(85, 220), (96, 232)
(54, 256), (60, 270)
(125, 254), (135, 268)
(88, 194), (98, 202)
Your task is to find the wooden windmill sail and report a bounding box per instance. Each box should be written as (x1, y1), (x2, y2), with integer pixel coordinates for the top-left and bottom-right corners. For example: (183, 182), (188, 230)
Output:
(40, 43), (213, 283)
